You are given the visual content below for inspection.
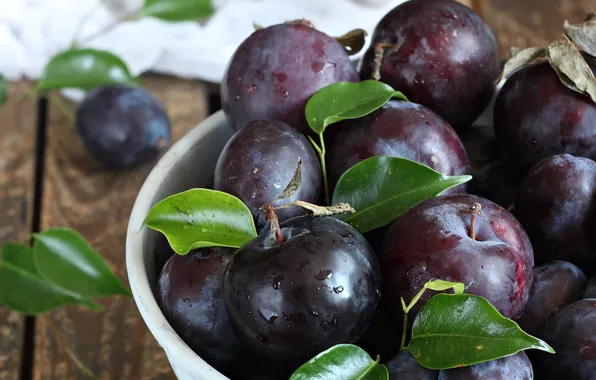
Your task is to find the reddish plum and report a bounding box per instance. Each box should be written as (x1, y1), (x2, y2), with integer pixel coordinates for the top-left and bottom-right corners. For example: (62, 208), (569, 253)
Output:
(221, 23), (359, 135)
(380, 194), (534, 320)
(439, 352), (533, 379)
(359, 0), (499, 129)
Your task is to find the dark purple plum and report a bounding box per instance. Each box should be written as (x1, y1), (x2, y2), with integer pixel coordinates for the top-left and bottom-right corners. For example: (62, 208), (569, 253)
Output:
(221, 22), (359, 135)
(157, 247), (249, 373)
(359, 0), (499, 129)
(518, 261), (587, 336)
(438, 352), (533, 379)
(326, 101), (469, 193)
(585, 276), (596, 299)
(534, 299), (596, 379)
(459, 125), (522, 208)
(494, 61), (596, 174)
(76, 84), (170, 169)
(514, 154), (596, 275)
(222, 216), (382, 368)
(357, 299), (402, 360)
(214, 120), (321, 227)
(380, 194), (534, 321)
(386, 348), (438, 380)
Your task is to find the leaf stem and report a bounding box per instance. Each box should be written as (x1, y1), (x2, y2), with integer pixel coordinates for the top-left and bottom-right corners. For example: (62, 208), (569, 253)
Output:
(399, 286), (428, 351)
(318, 132), (330, 205)
(70, 1), (104, 48)
(76, 8), (140, 47)
(48, 93), (75, 123)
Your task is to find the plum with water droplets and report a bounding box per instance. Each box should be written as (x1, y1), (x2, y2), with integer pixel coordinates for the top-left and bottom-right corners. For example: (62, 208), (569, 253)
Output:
(222, 216), (382, 368)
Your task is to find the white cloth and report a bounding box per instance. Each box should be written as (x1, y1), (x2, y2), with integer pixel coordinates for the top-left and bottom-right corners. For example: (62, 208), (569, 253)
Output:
(0, 0), (405, 101)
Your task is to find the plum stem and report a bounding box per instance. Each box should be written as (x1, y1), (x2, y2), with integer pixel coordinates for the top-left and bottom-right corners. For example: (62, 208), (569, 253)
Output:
(371, 43), (394, 81)
(468, 203), (482, 240)
(317, 132), (331, 205)
(263, 205), (284, 245)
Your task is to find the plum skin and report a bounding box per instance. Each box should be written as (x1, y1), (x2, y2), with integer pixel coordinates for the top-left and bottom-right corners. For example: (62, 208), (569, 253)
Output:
(439, 352), (533, 379)
(156, 247), (248, 372)
(380, 194), (534, 321)
(359, 0), (499, 129)
(386, 348), (438, 380)
(75, 84), (170, 169)
(222, 216), (382, 367)
(585, 276), (596, 299)
(214, 119), (321, 226)
(534, 299), (596, 379)
(494, 61), (596, 175)
(514, 154), (596, 275)
(518, 260), (587, 336)
(221, 23), (359, 135)
(326, 100), (469, 193)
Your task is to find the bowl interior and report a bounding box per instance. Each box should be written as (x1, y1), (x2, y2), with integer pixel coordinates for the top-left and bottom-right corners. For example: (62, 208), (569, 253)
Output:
(126, 110), (235, 379)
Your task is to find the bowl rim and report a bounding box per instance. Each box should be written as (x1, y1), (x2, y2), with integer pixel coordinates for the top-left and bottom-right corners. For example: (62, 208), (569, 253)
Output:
(125, 110), (230, 380)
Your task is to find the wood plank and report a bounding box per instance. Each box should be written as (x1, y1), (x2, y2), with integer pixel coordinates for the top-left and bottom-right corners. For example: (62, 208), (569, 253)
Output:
(482, 0), (594, 56)
(0, 81), (38, 380)
(33, 75), (209, 380)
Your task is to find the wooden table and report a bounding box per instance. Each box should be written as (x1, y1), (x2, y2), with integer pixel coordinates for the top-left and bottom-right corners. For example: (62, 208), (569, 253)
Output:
(0, 1), (592, 379)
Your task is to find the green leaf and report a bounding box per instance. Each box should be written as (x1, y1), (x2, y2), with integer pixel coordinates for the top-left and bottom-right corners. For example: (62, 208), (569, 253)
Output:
(32, 228), (132, 299)
(140, 0), (215, 22)
(0, 74), (7, 106)
(332, 156), (472, 233)
(290, 344), (388, 380)
(424, 279), (465, 295)
(143, 189), (258, 255)
(38, 49), (139, 91)
(409, 294), (555, 370)
(305, 80), (408, 134)
(0, 243), (102, 315)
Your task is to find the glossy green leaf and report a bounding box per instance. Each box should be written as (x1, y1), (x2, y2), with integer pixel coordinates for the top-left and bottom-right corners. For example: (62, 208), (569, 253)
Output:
(424, 279), (465, 295)
(290, 344), (388, 380)
(332, 156), (472, 233)
(143, 189), (258, 255)
(305, 80), (408, 134)
(409, 294), (555, 370)
(38, 49), (139, 91)
(0, 74), (7, 106)
(141, 0), (215, 21)
(0, 243), (102, 314)
(32, 228), (131, 299)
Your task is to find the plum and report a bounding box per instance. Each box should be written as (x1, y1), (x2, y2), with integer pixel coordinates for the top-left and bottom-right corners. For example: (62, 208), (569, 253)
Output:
(438, 352), (533, 379)
(222, 216), (382, 368)
(380, 194), (534, 321)
(359, 0), (499, 129)
(76, 84), (170, 169)
(534, 299), (596, 379)
(326, 100), (469, 193)
(585, 276), (596, 299)
(357, 299), (402, 360)
(157, 247), (249, 373)
(494, 61), (596, 174)
(518, 261), (587, 336)
(459, 125), (522, 208)
(221, 22), (359, 135)
(386, 348), (438, 380)
(514, 154), (596, 275)
(214, 119), (321, 227)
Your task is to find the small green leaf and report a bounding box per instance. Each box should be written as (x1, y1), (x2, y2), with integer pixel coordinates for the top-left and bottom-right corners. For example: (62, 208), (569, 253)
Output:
(424, 279), (465, 295)
(0, 243), (102, 314)
(143, 189), (258, 254)
(290, 344), (388, 380)
(141, 0), (215, 22)
(305, 80), (408, 134)
(32, 228), (131, 299)
(0, 74), (7, 106)
(409, 294), (555, 370)
(38, 49), (139, 91)
(332, 156), (472, 233)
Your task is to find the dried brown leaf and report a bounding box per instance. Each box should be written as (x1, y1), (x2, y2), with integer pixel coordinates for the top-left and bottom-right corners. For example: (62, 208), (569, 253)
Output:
(547, 34), (596, 103)
(273, 158), (302, 203)
(334, 28), (368, 56)
(564, 15), (596, 58)
(275, 201), (356, 217)
(498, 47), (547, 82)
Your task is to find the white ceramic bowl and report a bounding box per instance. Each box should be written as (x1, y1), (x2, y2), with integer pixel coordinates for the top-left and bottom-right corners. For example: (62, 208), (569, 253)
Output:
(126, 110), (236, 380)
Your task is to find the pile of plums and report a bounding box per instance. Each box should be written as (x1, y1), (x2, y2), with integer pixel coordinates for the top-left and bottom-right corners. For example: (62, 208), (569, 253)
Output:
(154, 0), (596, 379)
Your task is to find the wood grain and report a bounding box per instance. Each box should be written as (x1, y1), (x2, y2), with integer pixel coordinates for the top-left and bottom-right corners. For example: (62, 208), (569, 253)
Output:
(0, 81), (37, 380)
(33, 75), (208, 380)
